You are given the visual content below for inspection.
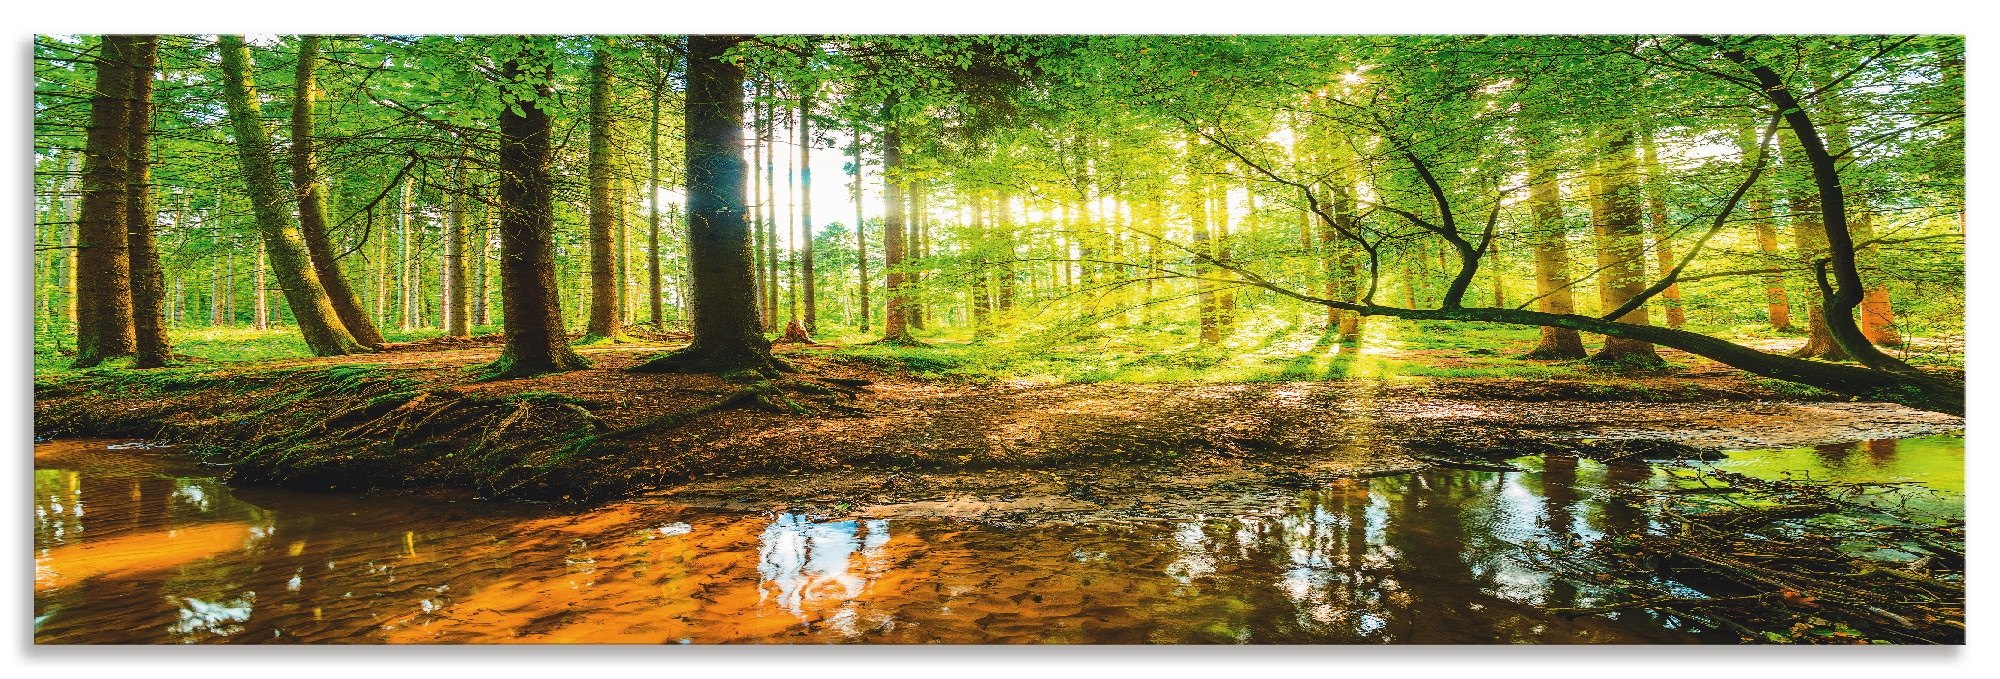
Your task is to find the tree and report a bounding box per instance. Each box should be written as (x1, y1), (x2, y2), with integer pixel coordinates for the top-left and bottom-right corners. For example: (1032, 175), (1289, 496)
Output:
(216, 35), (367, 357)
(799, 87), (818, 335)
(126, 35), (171, 368)
(71, 35), (138, 368)
(633, 35), (783, 374)
(584, 36), (623, 342)
(1587, 128), (1664, 367)
(878, 98), (920, 345)
(292, 35), (387, 349)
(1521, 122), (1585, 359)
(485, 39), (590, 379)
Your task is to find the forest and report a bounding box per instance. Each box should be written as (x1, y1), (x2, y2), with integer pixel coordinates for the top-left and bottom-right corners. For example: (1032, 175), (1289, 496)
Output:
(31, 34), (1967, 645)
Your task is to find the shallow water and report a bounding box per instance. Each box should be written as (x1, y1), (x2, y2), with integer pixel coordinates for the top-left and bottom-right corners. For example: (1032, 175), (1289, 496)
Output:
(32, 435), (1962, 644)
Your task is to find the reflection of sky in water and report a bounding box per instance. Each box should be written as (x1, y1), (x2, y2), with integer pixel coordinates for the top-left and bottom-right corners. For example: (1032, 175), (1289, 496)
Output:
(168, 593), (255, 641)
(756, 514), (891, 629)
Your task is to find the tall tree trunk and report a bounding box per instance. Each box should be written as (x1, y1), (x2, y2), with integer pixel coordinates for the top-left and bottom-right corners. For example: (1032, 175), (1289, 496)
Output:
(633, 35), (779, 374)
(1640, 133), (1685, 329)
(215, 35), (364, 356)
(647, 59), (666, 328)
(853, 119), (871, 333)
(254, 240), (269, 330)
(444, 158), (471, 338)
(799, 88), (817, 335)
(1193, 184), (1219, 345)
(398, 177), (414, 332)
(1523, 129), (1587, 359)
(584, 38), (621, 341)
(125, 36), (171, 368)
(970, 192), (991, 337)
(765, 94), (781, 333)
(997, 190), (1016, 314)
(1781, 133), (1849, 361)
(1587, 127), (1662, 366)
(487, 49), (589, 379)
(1213, 187), (1236, 334)
(292, 35), (386, 348)
(1824, 95), (1899, 347)
(880, 102), (917, 344)
(72, 35), (138, 368)
(375, 207), (390, 328)
(617, 177), (632, 324)
(474, 203), (490, 327)
(750, 81), (767, 331)
(908, 185), (928, 331)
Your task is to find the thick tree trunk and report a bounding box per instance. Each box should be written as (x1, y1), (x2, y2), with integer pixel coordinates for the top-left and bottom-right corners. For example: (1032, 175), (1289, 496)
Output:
(216, 35), (364, 356)
(1587, 128), (1663, 366)
(1524, 132), (1587, 359)
(632, 36), (778, 374)
(880, 106), (918, 344)
(486, 51), (590, 379)
(444, 159), (471, 338)
(72, 35), (138, 368)
(799, 89), (817, 335)
(584, 38), (621, 341)
(292, 35), (386, 349)
(125, 36), (171, 368)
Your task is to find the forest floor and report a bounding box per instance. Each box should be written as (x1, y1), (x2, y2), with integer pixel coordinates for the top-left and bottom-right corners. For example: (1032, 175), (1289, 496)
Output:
(32, 324), (1964, 516)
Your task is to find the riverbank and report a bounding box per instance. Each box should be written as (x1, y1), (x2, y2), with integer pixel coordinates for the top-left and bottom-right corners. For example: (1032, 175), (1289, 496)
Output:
(32, 336), (1963, 507)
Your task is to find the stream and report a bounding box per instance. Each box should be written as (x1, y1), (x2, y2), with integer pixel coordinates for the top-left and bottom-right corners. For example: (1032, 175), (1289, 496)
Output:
(33, 434), (1962, 644)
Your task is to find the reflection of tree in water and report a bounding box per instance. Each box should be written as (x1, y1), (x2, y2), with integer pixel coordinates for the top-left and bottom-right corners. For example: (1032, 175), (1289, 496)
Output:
(1813, 442), (1858, 467)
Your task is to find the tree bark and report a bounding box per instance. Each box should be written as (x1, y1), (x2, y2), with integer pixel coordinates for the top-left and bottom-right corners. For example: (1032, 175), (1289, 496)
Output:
(444, 158), (470, 338)
(254, 240), (269, 330)
(799, 88), (817, 335)
(584, 38), (621, 341)
(1780, 134), (1849, 361)
(1523, 129), (1587, 359)
(486, 47), (590, 379)
(1587, 127), (1662, 366)
(631, 36), (779, 374)
(125, 36), (172, 368)
(216, 35), (364, 356)
(292, 35), (387, 349)
(765, 93), (781, 333)
(854, 119), (871, 333)
(72, 35), (138, 368)
(647, 56), (666, 328)
(1641, 133), (1685, 329)
(909, 185), (928, 331)
(880, 102), (918, 344)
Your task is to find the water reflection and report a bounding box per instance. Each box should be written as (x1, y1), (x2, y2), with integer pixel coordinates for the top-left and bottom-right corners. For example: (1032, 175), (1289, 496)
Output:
(32, 435), (1962, 644)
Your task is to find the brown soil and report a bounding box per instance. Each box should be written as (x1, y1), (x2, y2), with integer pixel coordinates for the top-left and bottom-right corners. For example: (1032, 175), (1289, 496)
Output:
(32, 341), (1962, 514)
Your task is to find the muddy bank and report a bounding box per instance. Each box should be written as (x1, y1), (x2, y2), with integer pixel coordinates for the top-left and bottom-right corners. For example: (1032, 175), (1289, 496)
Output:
(32, 344), (1962, 506)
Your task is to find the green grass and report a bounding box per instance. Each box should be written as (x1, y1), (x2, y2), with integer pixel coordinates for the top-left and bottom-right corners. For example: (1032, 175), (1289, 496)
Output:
(32, 324), (505, 377)
(815, 316), (1606, 385)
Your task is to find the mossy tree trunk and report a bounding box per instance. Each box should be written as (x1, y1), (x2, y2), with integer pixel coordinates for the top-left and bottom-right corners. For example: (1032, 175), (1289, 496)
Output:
(292, 35), (387, 349)
(487, 47), (589, 379)
(632, 36), (780, 374)
(216, 35), (365, 357)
